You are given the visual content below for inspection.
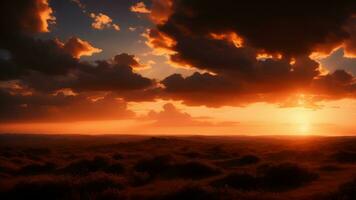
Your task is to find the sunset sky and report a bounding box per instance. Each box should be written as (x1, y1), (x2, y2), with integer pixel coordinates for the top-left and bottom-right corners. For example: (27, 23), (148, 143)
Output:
(0, 0), (355, 135)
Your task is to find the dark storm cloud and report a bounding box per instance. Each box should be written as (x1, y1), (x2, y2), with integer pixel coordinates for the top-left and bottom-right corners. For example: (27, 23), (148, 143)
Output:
(8, 37), (79, 76)
(0, 0), (55, 35)
(145, 0), (356, 106)
(0, 89), (134, 122)
(0, 0), (154, 91)
(311, 70), (356, 99)
(0, 0), (158, 122)
(158, 0), (356, 56)
(73, 59), (154, 92)
(0, 0), (79, 78)
(113, 53), (145, 69)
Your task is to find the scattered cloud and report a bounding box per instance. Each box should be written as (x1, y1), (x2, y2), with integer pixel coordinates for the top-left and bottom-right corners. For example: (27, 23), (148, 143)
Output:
(142, 103), (238, 127)
(130, 2), (151, 14)
(61, 37), (102, 59)
(70, 0), (86, 10)
(90, 13), (120, 31)
(129, 27), (137, 32)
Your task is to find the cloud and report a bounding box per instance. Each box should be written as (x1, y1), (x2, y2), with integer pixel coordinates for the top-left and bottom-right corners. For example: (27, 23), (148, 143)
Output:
(150, 0), (173, 24)
(343, 17), (356, 57)
(90, 13), (120, 31)
(310, 70), (356, 100)
(130, 2), (151, 14)
(151, 1), (356, 56)
(0, 89), (134, 122)
(72, 58), (154, 93)
(113, 53), (142, 68)
(70, 0), (85, 10)
(142, 103), (238, 127)
(12, 53), (155, 95)
(0, 0), (55, 34)
(129, 27), (137, 32)
(2, 37), (79, 77)
(61, 37), (102, 59)
(320, 48), (356, 76)
(143, 0), (356, 107)
(1, 0), (355, 123)
(0, 1), (158, 122)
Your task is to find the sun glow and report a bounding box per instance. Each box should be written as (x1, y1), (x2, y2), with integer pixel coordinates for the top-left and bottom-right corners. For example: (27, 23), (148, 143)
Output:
(294, 108), (312, 134)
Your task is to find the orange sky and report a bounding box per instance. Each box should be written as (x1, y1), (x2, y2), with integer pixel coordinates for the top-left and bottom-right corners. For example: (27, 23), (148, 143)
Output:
(1, 99), (355, 135)
(0, 1), (355, 135)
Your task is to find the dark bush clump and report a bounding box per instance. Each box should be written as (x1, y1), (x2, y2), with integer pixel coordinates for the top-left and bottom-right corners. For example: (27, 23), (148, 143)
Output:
(131, 185), (219, 200)
(62, 156), (124, 175)
(25, 148), (51, 156)
(159, 185), (219, 200)
(76, 172), (125, 194)
(134, 155), (173, 176)
(135, 155), (220, 180)
(258, 162), (319, 191)
(318, 164), (342, 172)
(326, 178), (356, 200)
(331, 151), (356, 163)
(168, 161), (221, 179)
(94, 188), (126, 200)
(112, 153), (124, 160)
(18, 162), (56, 175)
(129, 171), (151, 186)
(211, 173), (258, 190)
(2, 176), (72, 200)
(216, 155), (260, 168)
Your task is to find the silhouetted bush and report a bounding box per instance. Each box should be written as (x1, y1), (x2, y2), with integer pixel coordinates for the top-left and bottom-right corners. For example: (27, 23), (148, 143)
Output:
(134, 155), (173, 176)
(112, 153), (124, 160)
(169, 161), (221, 179)
(2, 175), (72, 200)
(258, 162), (319, 191)
(18, 162), (56, 175)
(211, 173), (258, 190)
(0, 161), (18, 174)
(94, 188), (127, 200)
(205, 145), (232, 159)
(62, 156), (124, 175)
(331, 151), (356, 163)
(135, 155), (220, 180)
(1, 173), (126, 200)
(216, 155), (260, 168)
(319, 164), (343, 172)
(76, 172), (125, 194)
(129, 171), (152, 186)
(105, 162), (125, 175)
(3, 134), (356, 200)
(131, 185), (219, 200)
(326, 178), (356, 200)
(180, 151), (206, 159)
(25, 148), (51, 156)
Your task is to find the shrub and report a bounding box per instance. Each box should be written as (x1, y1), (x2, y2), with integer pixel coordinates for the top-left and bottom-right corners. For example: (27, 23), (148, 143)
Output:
(258, 162), (319, 191)
(211, 173), (258, 190)
(331, 151), (356, 163)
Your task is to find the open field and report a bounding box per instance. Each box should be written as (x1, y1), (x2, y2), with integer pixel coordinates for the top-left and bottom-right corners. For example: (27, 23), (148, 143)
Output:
(1, 134), (356, 200)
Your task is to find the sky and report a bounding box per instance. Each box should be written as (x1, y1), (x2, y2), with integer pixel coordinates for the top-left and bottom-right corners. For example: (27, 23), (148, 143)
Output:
(0, 0), (355, 135)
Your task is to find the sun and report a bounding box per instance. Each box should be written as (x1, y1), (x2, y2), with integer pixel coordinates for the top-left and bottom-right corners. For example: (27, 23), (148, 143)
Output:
(299, 122), (310, 134)
(294, 108), (312, 135)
